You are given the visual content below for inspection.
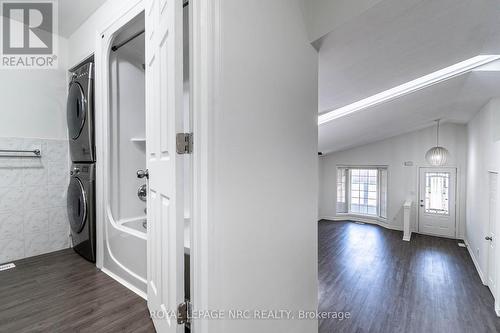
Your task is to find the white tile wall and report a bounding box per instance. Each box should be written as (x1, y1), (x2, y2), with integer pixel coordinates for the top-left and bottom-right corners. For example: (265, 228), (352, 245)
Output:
(0, 138), (70, 264)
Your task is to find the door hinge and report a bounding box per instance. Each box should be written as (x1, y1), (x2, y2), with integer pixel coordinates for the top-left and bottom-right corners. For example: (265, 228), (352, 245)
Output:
(177, 300), (191, 325)
(176, 133), (193, 154)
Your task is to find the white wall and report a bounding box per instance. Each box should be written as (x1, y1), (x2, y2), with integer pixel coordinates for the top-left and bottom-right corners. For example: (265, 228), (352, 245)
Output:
(205, 1), (318, 332)
(0, 36), (69, 140)
(466, 99), (500, 280)
(319, 123), (468, 237)
(299, 0), (384, 42)
(67, 0), (139, 68)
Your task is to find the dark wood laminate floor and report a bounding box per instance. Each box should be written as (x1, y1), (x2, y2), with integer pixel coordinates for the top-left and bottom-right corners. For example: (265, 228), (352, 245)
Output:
(319, 220), (500, 333)
(0, 249), (155, 333)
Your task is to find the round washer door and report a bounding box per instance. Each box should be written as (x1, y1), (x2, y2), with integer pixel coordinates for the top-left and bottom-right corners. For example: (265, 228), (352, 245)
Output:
(67, 177), (87, 233)
(67, 82), (87, 140)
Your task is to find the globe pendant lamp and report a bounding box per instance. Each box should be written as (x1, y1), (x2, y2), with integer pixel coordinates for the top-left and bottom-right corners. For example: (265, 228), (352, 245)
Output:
(425, 119), (449, 166)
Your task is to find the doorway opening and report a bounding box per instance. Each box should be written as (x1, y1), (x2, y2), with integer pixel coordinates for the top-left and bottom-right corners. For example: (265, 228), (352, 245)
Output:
(102, 11), (148, 297)
(96, 2), (194, 328)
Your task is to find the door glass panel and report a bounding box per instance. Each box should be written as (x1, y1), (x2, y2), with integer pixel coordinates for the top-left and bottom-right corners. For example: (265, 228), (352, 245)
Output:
(425, 172), (450, 215)
(67, 82), (86, 139)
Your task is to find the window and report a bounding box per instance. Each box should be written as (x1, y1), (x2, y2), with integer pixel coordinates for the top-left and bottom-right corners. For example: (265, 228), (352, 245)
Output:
(379, 169), (388, 219)
(336, 168), (347, 213)
(424, 172), (449, 215)
(336, 167), (388, 219)
(350, 169), (378, 215)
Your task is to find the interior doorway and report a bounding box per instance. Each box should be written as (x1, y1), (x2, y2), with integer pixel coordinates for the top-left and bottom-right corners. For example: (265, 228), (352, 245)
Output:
(418, 167), (457, 238)
(96, 1), (193, 331)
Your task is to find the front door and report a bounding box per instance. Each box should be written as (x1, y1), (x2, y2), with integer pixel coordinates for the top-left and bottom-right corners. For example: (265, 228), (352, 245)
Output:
(145, 0), (185, 331)
(487, 172), (498, 295)
(418, 167), (457, 238)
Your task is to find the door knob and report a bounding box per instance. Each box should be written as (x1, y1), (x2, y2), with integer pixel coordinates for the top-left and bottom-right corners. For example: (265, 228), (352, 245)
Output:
(485, 236), (493, 241)
(137, 184), (147, 202)
(137, 169), (149, 179)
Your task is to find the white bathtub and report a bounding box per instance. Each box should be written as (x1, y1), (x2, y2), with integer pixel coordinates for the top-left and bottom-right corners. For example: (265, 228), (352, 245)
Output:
(103, 214), (148, 297)
(121, 217), (147, 234)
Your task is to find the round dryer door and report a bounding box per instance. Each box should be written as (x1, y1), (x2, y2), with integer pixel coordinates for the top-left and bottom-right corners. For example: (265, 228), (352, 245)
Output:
(67, 177), (87, 233)
(67, 82), (87, 140)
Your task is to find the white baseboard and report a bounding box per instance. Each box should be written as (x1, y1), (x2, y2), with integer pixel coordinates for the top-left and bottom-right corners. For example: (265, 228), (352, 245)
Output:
(320, 216), (403, 232)
(101, 267), (148, 300)
(464, 239), (486, 286)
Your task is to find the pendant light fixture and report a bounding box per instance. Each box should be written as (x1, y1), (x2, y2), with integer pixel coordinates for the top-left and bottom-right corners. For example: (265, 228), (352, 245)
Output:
(425, 119), (449, 166)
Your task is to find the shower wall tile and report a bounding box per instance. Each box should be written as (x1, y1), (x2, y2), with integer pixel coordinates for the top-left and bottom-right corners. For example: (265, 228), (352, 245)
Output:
(23, 210), (49, 234)
(0, 186), (25, 212)
(47, 185), (67, 208)
(0, 212), (23, 240)
(0, 138), (71, 264)
(24, 232), (50, 258)
(48, 207), (69, 231)
(22, 167), (48, 186)
(24, 186), (49, 210)
(0, 168), (23, 187)
(48, 228), (70, 252)
(46, 140), (69, 163)
(0, 238), (24, 263)
(47, 161), (69, 186)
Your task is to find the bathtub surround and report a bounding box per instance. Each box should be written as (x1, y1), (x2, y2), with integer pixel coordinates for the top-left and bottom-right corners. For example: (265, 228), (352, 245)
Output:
(0, 138), (71, 263)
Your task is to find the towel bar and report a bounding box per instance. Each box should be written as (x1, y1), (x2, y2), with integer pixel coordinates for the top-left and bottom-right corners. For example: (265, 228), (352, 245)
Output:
(0, 149), (41, 157)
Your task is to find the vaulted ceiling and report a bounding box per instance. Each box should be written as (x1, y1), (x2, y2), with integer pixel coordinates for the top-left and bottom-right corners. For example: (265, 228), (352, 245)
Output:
(313, 0), (500, 153)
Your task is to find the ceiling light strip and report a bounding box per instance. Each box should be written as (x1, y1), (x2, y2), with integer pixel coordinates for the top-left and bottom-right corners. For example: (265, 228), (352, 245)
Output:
(318, 55), (500, 125)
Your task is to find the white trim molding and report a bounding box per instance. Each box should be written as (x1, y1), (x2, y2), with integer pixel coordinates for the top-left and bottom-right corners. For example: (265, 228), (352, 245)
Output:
(190, 0), (221, 331)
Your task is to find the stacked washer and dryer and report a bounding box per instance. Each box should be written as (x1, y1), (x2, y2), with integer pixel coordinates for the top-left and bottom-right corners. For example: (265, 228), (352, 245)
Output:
(66, 61), (96, 263)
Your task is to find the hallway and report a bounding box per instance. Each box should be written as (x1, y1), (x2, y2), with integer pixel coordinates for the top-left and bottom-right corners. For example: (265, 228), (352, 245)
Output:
(318, 220), (500, 333)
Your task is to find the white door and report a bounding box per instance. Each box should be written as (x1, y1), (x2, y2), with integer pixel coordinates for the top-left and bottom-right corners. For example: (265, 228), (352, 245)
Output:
(145, 0), (185, 331)
(418, 168), (456, 238)
(487, 172), (498, 295)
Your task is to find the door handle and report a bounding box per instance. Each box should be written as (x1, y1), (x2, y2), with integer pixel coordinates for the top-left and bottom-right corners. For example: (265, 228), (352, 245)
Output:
(137, 184), (147, 202)
(485, 236), (493, 241)
(137, 169), (149, 179)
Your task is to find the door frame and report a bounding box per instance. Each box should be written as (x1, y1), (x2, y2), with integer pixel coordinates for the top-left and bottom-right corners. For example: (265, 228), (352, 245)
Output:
(417, 166), (459, 239)
(92, 0), (219, 330)
(189, 0), (221, 332)
(94, 0), (146, 273)
(487, 172), (498, 298)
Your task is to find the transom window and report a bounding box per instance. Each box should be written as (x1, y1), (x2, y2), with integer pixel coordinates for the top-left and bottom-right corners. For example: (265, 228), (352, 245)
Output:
(336, 167), (388, 219)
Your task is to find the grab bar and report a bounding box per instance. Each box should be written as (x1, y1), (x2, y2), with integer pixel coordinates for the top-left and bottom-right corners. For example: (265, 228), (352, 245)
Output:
(0, 149), (41, 157)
